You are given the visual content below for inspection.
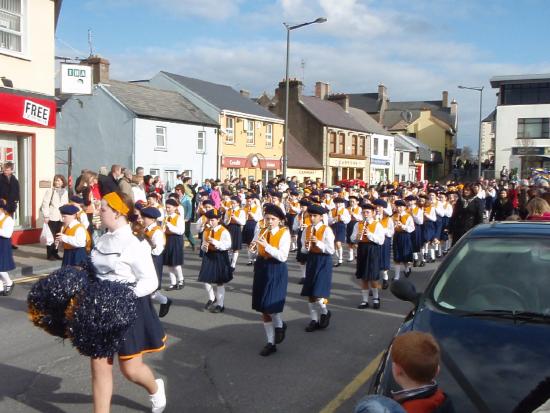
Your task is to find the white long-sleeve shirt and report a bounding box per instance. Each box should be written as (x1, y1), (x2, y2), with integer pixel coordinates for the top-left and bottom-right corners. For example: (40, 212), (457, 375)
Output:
(300, 222), (335, 255)
(245, 204), (263, 222)
(351, 219), (385, 245)
(145, 222), (165, 256)
(410, 206), (424, 225)
(328, 207), (351, 225)
(60, 219), (87, 248)
(434, 201), (446, 218)
(252, 226), (290, 262)
(205, 224), (232, 251)
(91, 224), (158, 298)
(165, 213), (185, 235)
(424, 206), (437, 222)
(0, 213), (14, 238)
(394, 213), (415, 233)
(443, 203), (453, 218)
(377, 215), (395, 238)
(225, 208), (246, 226)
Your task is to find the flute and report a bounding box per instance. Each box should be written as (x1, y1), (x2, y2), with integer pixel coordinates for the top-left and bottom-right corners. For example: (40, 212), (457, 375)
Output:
(249, 225), (270, 253)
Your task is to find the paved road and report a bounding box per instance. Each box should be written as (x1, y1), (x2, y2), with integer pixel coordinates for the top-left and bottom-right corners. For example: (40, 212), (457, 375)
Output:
(0, 249), (437, 412)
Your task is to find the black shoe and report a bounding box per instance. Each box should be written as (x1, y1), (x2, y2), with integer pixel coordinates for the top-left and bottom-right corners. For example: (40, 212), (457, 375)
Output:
(436, 253), (442, 259)
(275, 322), (287, 344)
(419, 261), (426, 267)
(4, 283), (14, 296)
(177, 281), (185, 290)
(298, 278), (305, 285)
(209, 305), (224, 313)
(305, 320), (320, 332)
(413, 260), (418, 267)
(47, 256), (57, 261)
(54, 254), (63, 260)
(165, 284), (178, 291)
(204, 299), (216, 310)
(405, 268), (412, 278)
(159, 298), (172, 318)
(369, 290), (373, 296)
(382, 280), (389, 290)
(357, 301), (369, 309)
(11, 244), (18, 250)
(333, 262), (341, 267)
(259, 343), (277, 356)
(372, 298), (380, 309)
(319, 310), (331, 329)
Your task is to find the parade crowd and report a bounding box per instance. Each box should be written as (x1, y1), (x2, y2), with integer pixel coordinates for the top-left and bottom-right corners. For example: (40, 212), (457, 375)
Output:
(2, 163), (550, 413)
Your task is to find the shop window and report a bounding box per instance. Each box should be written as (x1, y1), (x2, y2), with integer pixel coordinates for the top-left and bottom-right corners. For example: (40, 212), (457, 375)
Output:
(227, 167), (240, 180)
(517, 118), (550, 139)
(262, 169), (276, 182)
(0, 0), (25, 56)
(225, 117), (234, 144)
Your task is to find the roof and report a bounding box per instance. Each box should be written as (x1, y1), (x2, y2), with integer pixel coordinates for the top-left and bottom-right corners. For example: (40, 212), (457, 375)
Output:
(482, 109), (496, 123)
(490, 73), (550, 88)
(394, 134), (417, 152)
(348, 107), (391, 135)
(103, 80), (218, 126)
(348, 93), (380, 113)
(287, 134), (323, 170)
(300, 96), (369, 132)
(387, 100), (456, 129)
(468, 221), (550, 238)
(160, 71), (282, 120)
(398, 134), (432, 162)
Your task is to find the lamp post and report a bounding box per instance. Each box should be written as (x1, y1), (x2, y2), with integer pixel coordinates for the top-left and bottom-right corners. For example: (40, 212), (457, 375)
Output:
(458, 85), (484, 179)
(283, 17), (327, 180)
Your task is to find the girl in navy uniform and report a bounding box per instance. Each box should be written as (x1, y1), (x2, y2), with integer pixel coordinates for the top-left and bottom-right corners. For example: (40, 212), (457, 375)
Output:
(242, 194), (262, 265)
(195, 199), (216, 257)
(407, 195), (425, 267)
(56, 204), (91, 267)
(373, 199), (394, 290)
(224, 196), (246, 270)
(0, 199), (15, 296)
(352, 204), (385, 309)
(346, 196), (362, 262)
(292, 199), (311, 284)
(392, 200), (415, 281)
(328, 197), (351, 267)
(285, 191), (301, 252)
(90, 192), (167, 413)
(198, 209), (233, 313)
(422, 195), (437, 263)
(141, 207), (171, 318)
(300, 204), (335, 332)
(163, 198), (185, 290)
(251, 204), (290, 356)
(440, 192), (454, 255)
(431, 190), (446, 259)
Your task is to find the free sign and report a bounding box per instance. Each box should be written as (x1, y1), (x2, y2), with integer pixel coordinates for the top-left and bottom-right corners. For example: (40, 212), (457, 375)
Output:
(22, 100), (50, 126)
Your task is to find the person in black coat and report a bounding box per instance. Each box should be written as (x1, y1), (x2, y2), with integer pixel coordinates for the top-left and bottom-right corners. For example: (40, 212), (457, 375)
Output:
(490, 189), (515, 221)
(450, 185), (484, 246)
(0, 162), (20, 215)
(98, 165), (122, 197)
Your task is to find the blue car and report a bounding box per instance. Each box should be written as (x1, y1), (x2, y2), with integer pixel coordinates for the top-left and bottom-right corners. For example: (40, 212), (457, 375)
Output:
(369, 222), (550, 413)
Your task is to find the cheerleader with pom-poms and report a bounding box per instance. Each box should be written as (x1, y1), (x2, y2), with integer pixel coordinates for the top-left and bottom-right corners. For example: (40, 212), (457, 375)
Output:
(0, 199), (15, 296)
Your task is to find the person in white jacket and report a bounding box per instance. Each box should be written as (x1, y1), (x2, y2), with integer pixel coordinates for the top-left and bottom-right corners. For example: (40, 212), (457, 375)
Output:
(40, 175), (69, 260)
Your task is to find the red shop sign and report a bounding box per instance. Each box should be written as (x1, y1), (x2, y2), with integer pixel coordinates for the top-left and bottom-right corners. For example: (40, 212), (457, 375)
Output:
(0, 91), (56, 128)
(259, 159), (281, 170)
(222, 156), (248, 168)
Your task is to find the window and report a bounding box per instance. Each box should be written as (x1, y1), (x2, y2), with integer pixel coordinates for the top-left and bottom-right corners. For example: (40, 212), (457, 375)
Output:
(517, 118), (550, 139)
(409, 152), (415, 163)
(0, 0), (24, 55)
(265, 123), (273, 148)
(338, 133), (345, 154)
(155, 126), (167, 150)
(182, 170), (192, 179)
(373, 137), (379, 155)
(399, 152), (404, 165)
(359, 136), (365, 156)
(164, 170), (179, 192)
(225, 117), (234, 144)
(351, 135), (358, 155)
(227, 167), (240, 180)
(149, 168), (160, 176)
(197, 131), (206, 153)
(502, 83), (550, 105)
(246, 120), (255, 145)
(383, 139), (389, 156)
(329, 132), (337, 153)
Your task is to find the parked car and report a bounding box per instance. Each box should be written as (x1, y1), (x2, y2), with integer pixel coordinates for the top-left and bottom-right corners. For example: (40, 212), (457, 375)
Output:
(369, 222), (550, 413)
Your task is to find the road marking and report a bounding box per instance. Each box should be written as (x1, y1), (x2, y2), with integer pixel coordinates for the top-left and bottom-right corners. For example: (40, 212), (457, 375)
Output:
(14, 274), (48, 284)
(320, 351), (384, 413)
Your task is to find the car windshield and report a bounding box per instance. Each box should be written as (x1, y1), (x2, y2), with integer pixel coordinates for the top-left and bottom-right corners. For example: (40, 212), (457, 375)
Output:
(431, 238), (550, 315)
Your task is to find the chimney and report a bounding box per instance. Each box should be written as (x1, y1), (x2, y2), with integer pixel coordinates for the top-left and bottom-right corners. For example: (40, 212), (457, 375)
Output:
(378, 83), (388, 125)
(328, 94), (349, 112)
(240, 89), (250, 98)
(450, 98), (458, 128)
(377, 84), (387, 102)
(442, 90), (449, 108)
(81, 55), (110, 84)
(315, 81), (330, 100)
(276, 79), (303, 117)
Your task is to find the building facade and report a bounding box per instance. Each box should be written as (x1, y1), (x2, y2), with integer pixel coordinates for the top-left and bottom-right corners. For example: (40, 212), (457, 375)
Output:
(480, 110), (496, 163)
(393, 135), (418, 182)
(491, 74), (550, 178)
(0, 0), (61, 243)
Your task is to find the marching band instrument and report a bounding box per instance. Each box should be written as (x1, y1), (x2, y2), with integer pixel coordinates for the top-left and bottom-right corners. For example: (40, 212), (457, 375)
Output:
(55, 226), (66, 249)
(249, 225), (271, 253)
(200, 224), (213, 252)
(305, 226), (315, 251)
(360, 219), (370, 241)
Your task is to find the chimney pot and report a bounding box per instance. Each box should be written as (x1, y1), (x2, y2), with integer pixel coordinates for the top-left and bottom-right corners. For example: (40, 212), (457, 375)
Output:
(80, 55), (110, 84)
(442, 90), (449, 108)
(315, 81), (330, 100)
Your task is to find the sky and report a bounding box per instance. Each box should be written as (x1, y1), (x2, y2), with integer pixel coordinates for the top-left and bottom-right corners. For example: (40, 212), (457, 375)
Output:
(55, 0), (550, 152)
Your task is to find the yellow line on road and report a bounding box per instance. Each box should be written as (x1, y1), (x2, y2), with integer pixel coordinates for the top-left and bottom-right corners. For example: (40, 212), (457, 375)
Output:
(319, 351), (384, 413)
(15, 274), (47, 284)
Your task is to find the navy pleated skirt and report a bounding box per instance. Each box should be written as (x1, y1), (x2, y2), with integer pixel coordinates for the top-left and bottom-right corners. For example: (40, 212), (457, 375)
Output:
(379, 237), (392, 270)
(62, 247), (87, 267)
(296, 229), (308, 264)
(163, 234), (184, 266)
(301, 253), (333, 298)
(434, 216), (443, 240)
(423, 220), (436, 242)
(393, 231), (413, 263)
(242, 220), (257, 245)
(355, 242), (380, 281)
(228, 224), (242, 250)
(152, 254), (164, 289)
(118, 296), (166, 360)
(331, 222), (346, 243)
(0, 236), (15, 271)
(286, 214), (296, 234)
(440, 216), (450, 241)
(252, 257), (288, 314)
(198, 250), (233, 284)
(411, 225), (423, 253)
(346, 221), (357, 244)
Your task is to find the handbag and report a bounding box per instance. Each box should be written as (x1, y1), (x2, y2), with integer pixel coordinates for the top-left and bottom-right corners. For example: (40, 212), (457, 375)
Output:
(40, 224), (54, 246)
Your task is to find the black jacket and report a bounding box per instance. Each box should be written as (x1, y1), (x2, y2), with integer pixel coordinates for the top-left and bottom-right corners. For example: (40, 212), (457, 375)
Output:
(98, 173), (119, 197)
(0, 174), (20, 213)
(490, 198), (514, 221)
(450, 196), (484, 245)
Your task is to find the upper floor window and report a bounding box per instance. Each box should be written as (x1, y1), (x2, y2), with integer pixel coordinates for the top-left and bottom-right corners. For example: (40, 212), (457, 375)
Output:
(329, 132), (336, 153)
(373, 137), (379, 155)
(197, 131), (206, 153)
(155, 126), (167, 150)
(383, 139), (389, 156)
(0, 0), (24, 55)
(351, 135), (358, 155)
(265, 123), (273, 148)
(225, 117), (234, 144)
(245, 119), (255, 145)
(399, 152), (404, 165)
(358, 136), (365, 156)
(338, 133), (345, 154)
(502, 83), (550, 106)
(517, 118), (550, 139)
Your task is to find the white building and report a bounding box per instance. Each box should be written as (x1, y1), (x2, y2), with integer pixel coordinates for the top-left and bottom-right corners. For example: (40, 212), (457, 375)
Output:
(57, 59), (219, 188)
(491, 74), (550, 178)
(369, 133), (394, 184)
(393, 135), (417, 182)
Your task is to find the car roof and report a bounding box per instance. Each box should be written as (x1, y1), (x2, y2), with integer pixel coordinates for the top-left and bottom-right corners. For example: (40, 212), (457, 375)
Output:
(468, 221), (550, 238)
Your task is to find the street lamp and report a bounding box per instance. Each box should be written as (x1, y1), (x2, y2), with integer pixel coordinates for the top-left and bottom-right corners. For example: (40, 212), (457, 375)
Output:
(458, 85), (484, 179)
(283, 17), (327, 180)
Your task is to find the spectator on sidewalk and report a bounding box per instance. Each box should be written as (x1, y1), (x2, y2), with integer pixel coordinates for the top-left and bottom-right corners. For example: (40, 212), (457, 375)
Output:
(0, 162), (20, 250)
(40, 174), (69, 260)
(119, 169), (134, 201)
(490, 189), (514, 221)
(526, 198), (550, 221)
(99, 164), (122, 196)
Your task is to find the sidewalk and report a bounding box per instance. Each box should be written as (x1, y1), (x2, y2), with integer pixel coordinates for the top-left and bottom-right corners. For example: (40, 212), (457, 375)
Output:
(11, 243), (60, 278)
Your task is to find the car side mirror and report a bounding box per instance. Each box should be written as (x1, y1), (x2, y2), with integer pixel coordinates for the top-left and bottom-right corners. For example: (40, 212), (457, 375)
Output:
(391, 279), (421, 304)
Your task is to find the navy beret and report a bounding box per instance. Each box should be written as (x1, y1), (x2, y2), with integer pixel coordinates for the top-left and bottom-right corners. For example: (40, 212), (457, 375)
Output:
(307, 204), (326, 215)
(373, 199), (388, 208)
(59, 204), (79, 215)
(395, 200), (407, 207)
(263, 203), (286, 220)
(140, 207), (161, 219)
(165, 199), (179, 207)
(204, 209), (220, 219)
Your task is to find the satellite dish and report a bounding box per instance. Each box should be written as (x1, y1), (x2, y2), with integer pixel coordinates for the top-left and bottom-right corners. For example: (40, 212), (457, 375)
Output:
(401, 111), (413, 123)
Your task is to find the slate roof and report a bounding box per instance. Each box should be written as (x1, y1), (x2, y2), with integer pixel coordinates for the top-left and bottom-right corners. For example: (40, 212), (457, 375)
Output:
(161, 71), (282, 120)
(387, 100), (456, 129)
(348, 107), (391, 135)
(288, 134), (323, 170)
(300, 96), (369, 132)
(394, 134), (417, 152)
(347, 93), (380, 113)
(482, 109), (496, 123)
(104, 80), (218, 126)
(398, 134), (432, 162)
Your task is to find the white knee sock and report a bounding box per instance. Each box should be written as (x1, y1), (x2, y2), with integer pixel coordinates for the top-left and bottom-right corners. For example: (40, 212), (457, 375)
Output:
(372, 288), (379, 299)
(247, 249), (254, 262)
(361, 289), (369, 303)
(317, 298), (328, 315)
(167, 268), (177, 286)
(271, 312), (283, 328)
(205, 283), (215, 301)
(175, 266), (184, 282)
(231, 251), (239, 267)
(394, 263), (402, 280)
(413, 252), (418, 261)
(301, 265), (306, 279)
(348, 247), (354, 261)
(216, 285), (225, 307)
(308, 302), (319, 321)
(444, 239), (451, 252)
(338, 246), (343, 263)
(151, 291), (168, 304)
(429, 248), (435, 260)
(263, 322), (275, 344)
(0, 272), (12, 286)
(382, 270), (389, 281)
